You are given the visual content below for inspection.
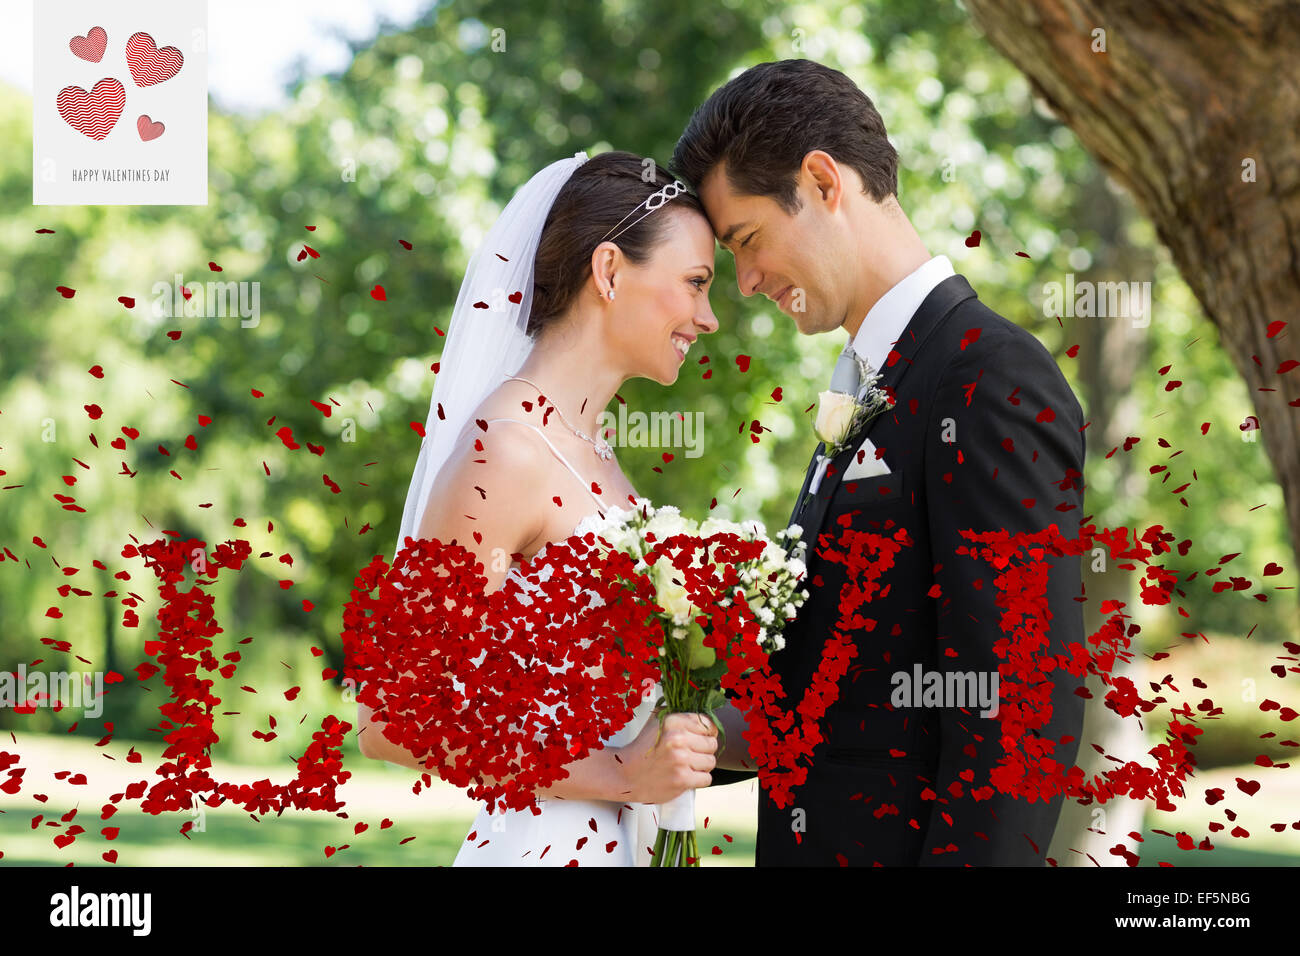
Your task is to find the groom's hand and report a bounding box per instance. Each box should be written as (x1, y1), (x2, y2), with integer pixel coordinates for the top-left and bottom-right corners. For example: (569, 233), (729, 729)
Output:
(616, 712), (717, 805)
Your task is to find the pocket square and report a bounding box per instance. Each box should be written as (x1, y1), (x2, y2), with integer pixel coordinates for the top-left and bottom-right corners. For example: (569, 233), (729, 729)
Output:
(842, 436), (890, 480)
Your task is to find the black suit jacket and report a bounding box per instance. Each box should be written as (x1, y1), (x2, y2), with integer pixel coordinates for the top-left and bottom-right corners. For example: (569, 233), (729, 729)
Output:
(712, 274), (1087, 866)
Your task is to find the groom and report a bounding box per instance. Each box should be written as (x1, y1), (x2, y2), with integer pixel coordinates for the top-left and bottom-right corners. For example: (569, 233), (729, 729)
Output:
(671, 60), (1087, 865)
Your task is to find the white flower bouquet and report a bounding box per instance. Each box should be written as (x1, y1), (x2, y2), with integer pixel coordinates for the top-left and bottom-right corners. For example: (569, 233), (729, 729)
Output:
(580, 498), (809, 866)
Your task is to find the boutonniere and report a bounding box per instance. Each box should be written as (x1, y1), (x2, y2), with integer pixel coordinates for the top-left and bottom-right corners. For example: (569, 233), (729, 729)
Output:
(802, 367), (894, 510)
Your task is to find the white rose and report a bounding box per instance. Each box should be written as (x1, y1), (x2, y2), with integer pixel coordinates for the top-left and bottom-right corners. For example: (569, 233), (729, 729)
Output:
(699, 516), (742, 538)
(814, 389), (858, 446)
(645, 508), (689, 543)
(651, 559), (694, 623)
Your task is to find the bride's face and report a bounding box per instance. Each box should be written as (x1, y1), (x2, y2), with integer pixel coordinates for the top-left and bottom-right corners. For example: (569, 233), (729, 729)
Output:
(607, 209), (720, 385)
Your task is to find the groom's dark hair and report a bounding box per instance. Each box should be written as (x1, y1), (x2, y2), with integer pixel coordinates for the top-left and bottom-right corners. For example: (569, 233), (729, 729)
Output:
(671, 59), (898, 214)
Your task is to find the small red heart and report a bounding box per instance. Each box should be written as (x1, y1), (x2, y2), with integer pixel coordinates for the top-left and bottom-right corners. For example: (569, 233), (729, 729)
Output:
(70, 26), (107, 63)
(110, 438), (126, 450)
(965, 230), (981, 247)
(88, 365), (104, 378)
(121, 426), (139, 439)
(736, 354), (751, 373)
(118, 296), (135, 308)
(56, 286), (76, 298)
(102, 849), (118, 863)
(473, 301), (489, 309)
(208, 261), (222, 272)
(370, 285), (386, 301)
(398, 239), (412, 250)
(136, 115), (165, 142)
(1263, 562), (1283, 576)
(508, 290), (523, 304)
(167, 330), (182, 340)
(1236, 777), (1260, 796)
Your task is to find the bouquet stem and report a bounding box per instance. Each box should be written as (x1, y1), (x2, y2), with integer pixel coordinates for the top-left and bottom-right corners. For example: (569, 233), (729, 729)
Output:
(651, 826), (699, 867)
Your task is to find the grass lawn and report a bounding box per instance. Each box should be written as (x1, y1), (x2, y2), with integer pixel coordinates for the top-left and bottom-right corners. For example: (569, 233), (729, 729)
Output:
(4, 732), (1294, 867)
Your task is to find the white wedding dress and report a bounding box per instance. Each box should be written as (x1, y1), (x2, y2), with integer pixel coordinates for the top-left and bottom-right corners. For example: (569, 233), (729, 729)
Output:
(452, 418), (662, 866)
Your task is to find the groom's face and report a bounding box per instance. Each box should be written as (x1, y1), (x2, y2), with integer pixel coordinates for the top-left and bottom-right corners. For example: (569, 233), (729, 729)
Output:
(698, 162), (845, 336)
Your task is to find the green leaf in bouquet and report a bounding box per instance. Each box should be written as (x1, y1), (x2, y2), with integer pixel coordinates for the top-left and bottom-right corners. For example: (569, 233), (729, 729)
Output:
(703, 686), (729, 711)
(686, 658), (729, 684)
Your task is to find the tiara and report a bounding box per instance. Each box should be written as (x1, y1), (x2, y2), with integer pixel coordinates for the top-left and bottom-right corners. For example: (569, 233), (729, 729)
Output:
(600, 180), (689, 242)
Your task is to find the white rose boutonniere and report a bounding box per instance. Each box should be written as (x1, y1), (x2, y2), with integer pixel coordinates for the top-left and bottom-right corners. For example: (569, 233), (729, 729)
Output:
(813, 390), (860, 450)
(802, 368), (894, 509)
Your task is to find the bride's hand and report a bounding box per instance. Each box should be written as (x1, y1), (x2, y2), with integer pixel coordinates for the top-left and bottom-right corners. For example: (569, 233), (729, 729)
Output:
(617, 712), (717, 805)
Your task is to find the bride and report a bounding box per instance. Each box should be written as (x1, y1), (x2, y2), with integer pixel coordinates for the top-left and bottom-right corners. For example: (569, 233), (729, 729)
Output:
(356, 149), (723, 866)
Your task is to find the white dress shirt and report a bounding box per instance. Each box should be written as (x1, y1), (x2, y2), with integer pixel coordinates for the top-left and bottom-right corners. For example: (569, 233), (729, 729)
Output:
(848, 254), (955, 376)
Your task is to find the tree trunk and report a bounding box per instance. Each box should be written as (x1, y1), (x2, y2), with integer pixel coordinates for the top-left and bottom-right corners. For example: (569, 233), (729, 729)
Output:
(963, 0), (1300, 548)
(1050, 202), (1151, 865)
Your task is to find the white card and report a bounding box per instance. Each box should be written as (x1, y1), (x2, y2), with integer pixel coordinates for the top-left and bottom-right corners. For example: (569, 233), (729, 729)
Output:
(842, 436), (891, 480)
(34, 0), (208, 205)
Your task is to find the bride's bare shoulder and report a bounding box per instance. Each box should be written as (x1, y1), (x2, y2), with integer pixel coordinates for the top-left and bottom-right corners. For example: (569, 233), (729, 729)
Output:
(471, 378), (543, 424)
(417, 386), (551, 547)
(438, 381), (551, 487)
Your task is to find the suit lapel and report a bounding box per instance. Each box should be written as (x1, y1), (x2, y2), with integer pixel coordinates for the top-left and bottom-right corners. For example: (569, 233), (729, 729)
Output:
(794, 274), (979, 538)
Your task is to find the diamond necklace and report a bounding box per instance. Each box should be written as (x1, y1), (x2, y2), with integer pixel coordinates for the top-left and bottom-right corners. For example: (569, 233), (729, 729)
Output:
(504, 375), (614, 461)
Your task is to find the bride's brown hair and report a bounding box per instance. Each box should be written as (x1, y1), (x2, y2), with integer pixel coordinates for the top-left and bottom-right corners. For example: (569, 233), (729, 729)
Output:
(527, 150), (704, 337)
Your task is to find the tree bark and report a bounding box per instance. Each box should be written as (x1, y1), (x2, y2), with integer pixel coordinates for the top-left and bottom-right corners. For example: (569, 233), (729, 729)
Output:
(963, 0), (1300, 548)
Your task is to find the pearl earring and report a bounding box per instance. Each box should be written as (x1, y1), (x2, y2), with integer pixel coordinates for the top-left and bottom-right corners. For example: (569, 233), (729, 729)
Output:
(607, 289), (615, 300)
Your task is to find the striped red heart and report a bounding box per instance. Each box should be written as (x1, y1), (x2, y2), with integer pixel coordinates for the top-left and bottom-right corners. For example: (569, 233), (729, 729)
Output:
(57, 78), (124, 140)
(137, 115), (165, 142)
(69, 26), (107, 63)
(126, 31), (184, 87)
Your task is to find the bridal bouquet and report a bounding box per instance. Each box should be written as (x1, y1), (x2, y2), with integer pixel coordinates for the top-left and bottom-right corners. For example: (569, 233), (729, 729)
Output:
(581, 499), (809, 866)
